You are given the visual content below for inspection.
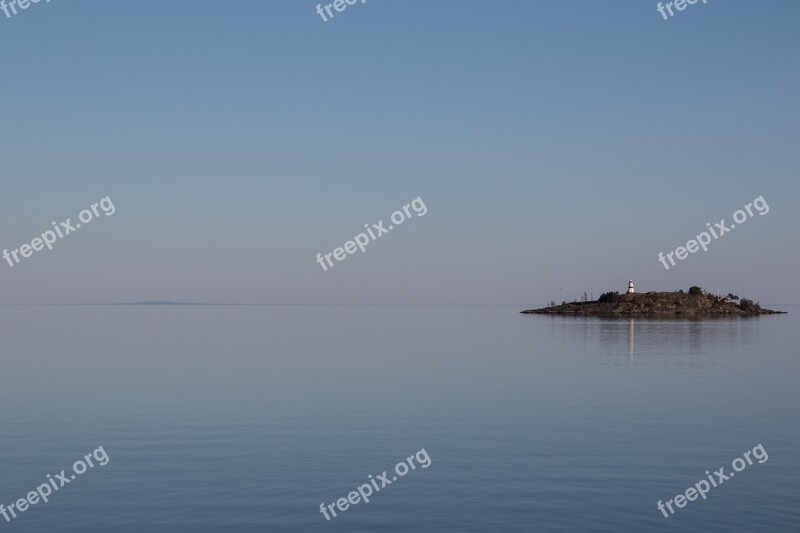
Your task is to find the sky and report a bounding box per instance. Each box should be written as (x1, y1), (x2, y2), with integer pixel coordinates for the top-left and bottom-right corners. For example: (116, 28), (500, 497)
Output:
(1, 0), (798, 305)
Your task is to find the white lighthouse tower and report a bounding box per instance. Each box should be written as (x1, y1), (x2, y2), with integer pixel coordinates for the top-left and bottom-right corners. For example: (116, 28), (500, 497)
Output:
(627, 280), (635, 294)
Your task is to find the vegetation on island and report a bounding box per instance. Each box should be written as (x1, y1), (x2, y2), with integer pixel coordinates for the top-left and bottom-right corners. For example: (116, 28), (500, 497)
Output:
(523, 286), (785, 316)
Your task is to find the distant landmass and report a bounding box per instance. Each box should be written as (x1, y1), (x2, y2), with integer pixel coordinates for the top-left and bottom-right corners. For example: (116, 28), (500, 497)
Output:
(522, 285), (786, 316)
(118, 301), (205, 306)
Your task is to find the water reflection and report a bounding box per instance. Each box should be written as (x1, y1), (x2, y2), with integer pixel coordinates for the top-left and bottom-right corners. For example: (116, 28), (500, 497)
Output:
(629, 319), (634, 360)
(537, 315), (762, 366)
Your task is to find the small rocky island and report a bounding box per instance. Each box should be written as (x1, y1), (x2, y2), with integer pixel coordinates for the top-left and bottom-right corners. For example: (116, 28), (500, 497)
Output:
(522, 283), (785, 317)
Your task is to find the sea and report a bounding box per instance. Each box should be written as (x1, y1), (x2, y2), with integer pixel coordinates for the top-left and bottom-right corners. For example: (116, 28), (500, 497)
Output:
(1, 305), (797, 532)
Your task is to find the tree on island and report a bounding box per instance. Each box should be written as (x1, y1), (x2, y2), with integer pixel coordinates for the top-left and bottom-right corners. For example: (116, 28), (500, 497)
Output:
(739, 298), (762, 313)
(689, 286), (704, 295)
(598, 291), (620, 302)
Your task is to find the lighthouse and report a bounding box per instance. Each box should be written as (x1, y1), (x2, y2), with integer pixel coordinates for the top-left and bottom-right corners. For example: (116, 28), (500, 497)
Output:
(627, 280), (635, 294)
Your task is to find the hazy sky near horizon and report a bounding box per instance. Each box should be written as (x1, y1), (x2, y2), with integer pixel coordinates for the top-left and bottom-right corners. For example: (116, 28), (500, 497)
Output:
(1, 0), (798, 305)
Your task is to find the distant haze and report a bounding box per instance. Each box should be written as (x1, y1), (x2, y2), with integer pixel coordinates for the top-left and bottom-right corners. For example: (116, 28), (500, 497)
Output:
(1, 0), (798, 304)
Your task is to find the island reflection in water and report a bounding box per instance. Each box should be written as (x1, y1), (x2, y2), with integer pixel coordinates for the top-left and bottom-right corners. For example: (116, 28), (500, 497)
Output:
(536, 315), (763, 367)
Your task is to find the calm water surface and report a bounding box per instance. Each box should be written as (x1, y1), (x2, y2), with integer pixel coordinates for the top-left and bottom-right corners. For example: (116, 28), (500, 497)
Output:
(0, 305), (797, 531)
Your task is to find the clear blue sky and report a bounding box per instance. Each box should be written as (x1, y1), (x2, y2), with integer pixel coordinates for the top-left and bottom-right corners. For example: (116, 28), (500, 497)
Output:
(1, 0), (798, 304)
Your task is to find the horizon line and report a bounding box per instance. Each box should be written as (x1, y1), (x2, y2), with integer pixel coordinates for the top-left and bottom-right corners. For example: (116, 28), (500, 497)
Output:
(0, 302), (797, 307)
